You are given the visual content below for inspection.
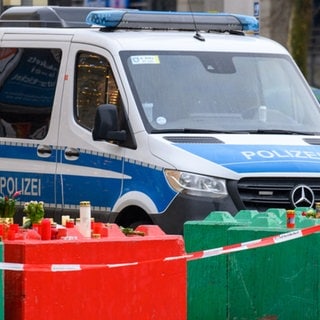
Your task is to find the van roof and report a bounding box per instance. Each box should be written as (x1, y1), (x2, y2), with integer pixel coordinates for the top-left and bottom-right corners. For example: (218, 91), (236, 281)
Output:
(0, 26), (286, 56)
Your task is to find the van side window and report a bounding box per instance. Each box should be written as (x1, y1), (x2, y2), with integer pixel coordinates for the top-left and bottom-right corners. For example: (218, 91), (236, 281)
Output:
(75, 51), (122, 130)
(0, 48), (61, 139)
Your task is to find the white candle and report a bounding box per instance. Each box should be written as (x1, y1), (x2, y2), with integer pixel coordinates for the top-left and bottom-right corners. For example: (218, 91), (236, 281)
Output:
(61, 215), (70, 226)
(79, 201), (91, 237)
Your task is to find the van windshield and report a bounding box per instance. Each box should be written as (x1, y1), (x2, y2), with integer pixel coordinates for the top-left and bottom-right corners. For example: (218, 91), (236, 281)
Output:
(121, 51), (320, 134)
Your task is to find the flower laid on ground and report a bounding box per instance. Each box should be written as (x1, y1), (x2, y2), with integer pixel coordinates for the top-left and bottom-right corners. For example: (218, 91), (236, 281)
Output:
(301, 209), (320, 218)
(120, 226), (145, 236)
(23, 201), (45, 228)
(0, 191), (21, 218)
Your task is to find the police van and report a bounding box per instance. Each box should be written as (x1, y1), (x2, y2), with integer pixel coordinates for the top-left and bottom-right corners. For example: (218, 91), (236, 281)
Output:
(0, 6), (319, 234)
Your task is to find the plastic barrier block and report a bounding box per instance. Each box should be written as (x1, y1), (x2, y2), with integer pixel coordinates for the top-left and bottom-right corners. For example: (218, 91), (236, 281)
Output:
(228, 224), (320, 320)
(4, 225), (186, 320)
(234, 209), (260, 223)
(184, 211), (247, 320)
(0, 243), (3, 320)
(185, 209), (320, 320)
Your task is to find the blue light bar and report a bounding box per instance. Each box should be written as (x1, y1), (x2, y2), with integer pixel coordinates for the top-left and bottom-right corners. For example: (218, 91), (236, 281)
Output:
(213, 13), (259, 32)
(86, 10), (259, 33)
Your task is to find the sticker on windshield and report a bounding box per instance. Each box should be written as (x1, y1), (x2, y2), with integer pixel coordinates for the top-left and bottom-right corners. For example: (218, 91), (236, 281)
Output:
(156, 116), (167, 125)
(131, 56), (160, 65)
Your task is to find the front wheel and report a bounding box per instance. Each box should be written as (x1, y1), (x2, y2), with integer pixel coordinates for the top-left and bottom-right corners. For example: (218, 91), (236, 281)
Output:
(115, 207), (153, 230)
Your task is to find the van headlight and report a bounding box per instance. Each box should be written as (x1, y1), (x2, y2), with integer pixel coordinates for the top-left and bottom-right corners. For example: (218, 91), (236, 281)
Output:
(165, 169), (227, 198)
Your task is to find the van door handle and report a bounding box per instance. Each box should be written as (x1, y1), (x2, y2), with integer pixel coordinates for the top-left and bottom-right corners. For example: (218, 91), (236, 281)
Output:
(64, 147), (80, 160)
(37, 145), (52, 158)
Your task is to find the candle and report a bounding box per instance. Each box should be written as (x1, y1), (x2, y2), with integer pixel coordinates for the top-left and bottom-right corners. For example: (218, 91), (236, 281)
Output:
(79, 201), (91, 237)
(22, 216), (28, 225)
(41, 218), (51, 240)
(61, 215), (70, 226)
(66, 219), (75, 228)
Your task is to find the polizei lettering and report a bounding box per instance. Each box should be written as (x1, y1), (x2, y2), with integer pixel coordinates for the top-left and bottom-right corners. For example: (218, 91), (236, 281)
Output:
(241, 150), (320, 161)
(0, 177), (41, 196)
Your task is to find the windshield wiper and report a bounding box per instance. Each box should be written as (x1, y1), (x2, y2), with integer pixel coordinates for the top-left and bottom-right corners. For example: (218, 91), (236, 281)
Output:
(247, 129), (317, 135)
(151, 128), (225, 134)
(151, 128), (318, 135)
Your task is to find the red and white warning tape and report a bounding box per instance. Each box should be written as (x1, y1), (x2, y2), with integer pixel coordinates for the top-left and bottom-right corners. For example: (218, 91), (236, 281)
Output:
(1, 224), (319, 272)
(186, 224), (320, 261)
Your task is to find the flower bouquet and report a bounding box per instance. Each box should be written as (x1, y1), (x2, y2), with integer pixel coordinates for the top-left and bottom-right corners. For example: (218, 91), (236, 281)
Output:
(23, 201), (45, 228)
(0, 191), (21, 220)
(0, 191), (21, 239)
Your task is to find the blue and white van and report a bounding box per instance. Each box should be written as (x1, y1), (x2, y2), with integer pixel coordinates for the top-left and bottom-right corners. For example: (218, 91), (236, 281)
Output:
(0, 6), (319, 234)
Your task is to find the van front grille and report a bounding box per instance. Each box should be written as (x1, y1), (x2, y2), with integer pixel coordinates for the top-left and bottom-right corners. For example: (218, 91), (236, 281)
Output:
(236, 177), (320, 211)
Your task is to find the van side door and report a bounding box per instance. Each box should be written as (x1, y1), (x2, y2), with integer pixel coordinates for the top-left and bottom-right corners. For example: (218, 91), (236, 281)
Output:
(0, 34), (71, 214)
(56, 44), (125, 216)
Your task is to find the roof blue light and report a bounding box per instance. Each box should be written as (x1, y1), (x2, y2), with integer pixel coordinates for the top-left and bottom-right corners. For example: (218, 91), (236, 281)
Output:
(86, 10), (125, 28)
(86, 10), (259, 33)
(229, 14), (259, 32)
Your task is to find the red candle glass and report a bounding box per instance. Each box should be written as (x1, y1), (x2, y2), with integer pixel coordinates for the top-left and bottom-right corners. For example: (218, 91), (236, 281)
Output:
(41, 218), (51, 240)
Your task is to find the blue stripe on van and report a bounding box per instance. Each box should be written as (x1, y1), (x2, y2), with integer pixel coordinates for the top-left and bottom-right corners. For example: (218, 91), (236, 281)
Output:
(123, 160), (176, 212)
(0, 142), (57, 162)
(0, 143), (175, 212)
(174, 143), (320, 173)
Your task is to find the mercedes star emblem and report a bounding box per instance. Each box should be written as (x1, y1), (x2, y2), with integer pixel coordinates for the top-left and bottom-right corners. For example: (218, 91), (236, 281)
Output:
(290, 185), (315, 208)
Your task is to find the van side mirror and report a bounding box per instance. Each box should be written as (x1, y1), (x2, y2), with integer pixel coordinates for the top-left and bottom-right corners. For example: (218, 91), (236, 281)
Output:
(92, 104), (126, 142)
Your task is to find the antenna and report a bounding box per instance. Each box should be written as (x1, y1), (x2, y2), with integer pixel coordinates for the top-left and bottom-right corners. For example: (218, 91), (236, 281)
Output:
(188, 0), (205, 41)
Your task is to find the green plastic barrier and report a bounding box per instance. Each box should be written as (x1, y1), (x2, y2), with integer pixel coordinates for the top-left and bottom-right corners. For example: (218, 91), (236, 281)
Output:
(228, 210), (320, 320)
(184, 211), (251, 319)
(185, 208), (320, 320)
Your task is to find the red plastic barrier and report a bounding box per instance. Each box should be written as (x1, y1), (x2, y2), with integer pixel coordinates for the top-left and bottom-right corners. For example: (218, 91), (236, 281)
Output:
(4, 225), (186, 320)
